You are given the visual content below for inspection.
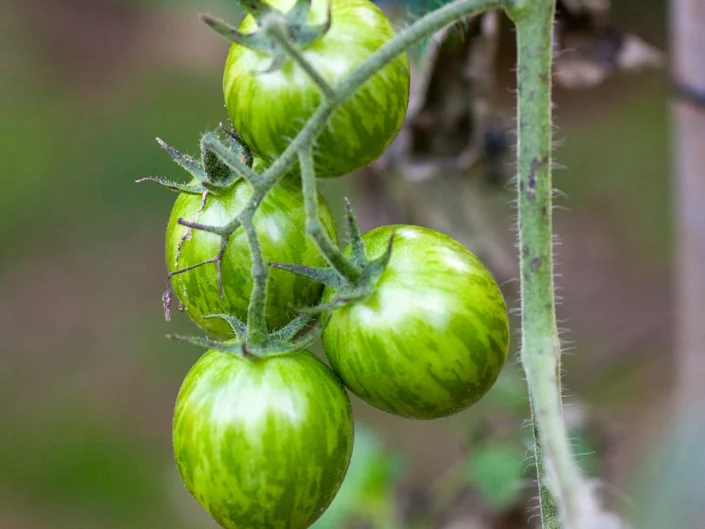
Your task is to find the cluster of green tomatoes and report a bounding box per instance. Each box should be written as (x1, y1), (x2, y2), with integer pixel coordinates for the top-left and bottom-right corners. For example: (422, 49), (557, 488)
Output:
(150, 0), (510, 527)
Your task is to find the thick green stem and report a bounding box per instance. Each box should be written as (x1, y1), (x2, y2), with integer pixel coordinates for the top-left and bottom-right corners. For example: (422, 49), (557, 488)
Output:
(242, 211), (269, 347)
(298, 146), (362, 282)
(509, 1), (589, 528)
(265, 20), (336, 98)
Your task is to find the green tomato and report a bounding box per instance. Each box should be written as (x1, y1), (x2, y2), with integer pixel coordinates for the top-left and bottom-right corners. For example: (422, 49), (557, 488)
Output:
(165, 173), (338, 338)
(173, 349), (354, 529)
(223, 0), (410, 178)
(322, 225), (510, 419)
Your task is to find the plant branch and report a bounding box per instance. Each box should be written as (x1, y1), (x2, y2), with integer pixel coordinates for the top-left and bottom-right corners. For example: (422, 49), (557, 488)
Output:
(241, 211), (269, 346)
(265, 19), (336, 98)
(299, 146), (362, 282)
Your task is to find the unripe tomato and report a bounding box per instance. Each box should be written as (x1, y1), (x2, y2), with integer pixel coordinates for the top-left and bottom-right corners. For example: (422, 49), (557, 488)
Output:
(173, 349), (354, 528)
(166, 173), (338, 338)
(322, 225), (510, 419)
(223, 0), (410, 178)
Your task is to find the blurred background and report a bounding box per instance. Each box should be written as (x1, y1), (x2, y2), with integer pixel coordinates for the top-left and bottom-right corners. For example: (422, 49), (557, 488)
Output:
(1, 0), (700, 528)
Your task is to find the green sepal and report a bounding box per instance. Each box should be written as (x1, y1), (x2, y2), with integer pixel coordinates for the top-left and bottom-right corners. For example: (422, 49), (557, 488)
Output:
(271, 202), (396, 318)
(135, 177), (207, 196)
(282, 323), (323, 350)
(167, 334), (244, 355)
(156, 138), (206, 181)
(200, 131), (258, 185)
(367, 231), (395, 274)
(269, 262), (344, 289)
(269, 315), (329, 352)
(344, 197), (367, 266)
(201, 135), (232, 185)
(269, 313), (313, 342)
(201, 0), (331, 74)
(293, 15), (331, 47)
(202, 314), (248, 338)
(239, 0), (282, 20)
(291, 294), (367, 315)
(169, 314), (326, 358)
(285, 0), (331, 46)
(200, 13), (275, 53)
(261, 50), (288, 73)
(287, 0), (313, 26)
(219, 123), (254, 167)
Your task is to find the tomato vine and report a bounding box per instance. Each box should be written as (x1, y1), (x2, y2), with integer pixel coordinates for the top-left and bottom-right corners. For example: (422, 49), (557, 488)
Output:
(142, 0), (625, 527)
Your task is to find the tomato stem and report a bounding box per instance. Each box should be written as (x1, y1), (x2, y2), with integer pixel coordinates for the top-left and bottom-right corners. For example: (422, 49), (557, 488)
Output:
(239, 211), (269, 347)
(299, 145), (363, 282)
(507, 0), (620, 527)
(265, 18), (336, 99)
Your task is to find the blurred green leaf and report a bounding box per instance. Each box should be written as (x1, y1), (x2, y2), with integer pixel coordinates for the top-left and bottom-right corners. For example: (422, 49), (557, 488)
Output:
(313, 425), (403, 529)
(465, 443), (525, 510)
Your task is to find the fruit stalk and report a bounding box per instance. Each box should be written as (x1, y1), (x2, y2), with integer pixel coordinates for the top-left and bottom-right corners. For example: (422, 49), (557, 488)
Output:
(298, 145), (363, 282)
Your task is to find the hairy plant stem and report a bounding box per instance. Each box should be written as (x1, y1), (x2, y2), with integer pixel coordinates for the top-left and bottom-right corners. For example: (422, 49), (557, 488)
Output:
(509, 1), (590, 528)
(298, 146), (363, 282)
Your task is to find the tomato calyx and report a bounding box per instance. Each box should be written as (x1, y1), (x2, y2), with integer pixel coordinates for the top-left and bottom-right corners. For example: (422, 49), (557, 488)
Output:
(137, 129), (255, 195)
(140, 128), (262, 318)
(167, 312), (326, 359)
(200, 0), (331, 72)
(270, 199), (395, 314)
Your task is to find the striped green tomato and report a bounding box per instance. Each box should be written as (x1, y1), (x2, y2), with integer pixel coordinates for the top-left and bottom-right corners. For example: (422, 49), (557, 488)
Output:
(321, 225), (510, 419)
(165, 173), (338, 338)
(173, 349), (354, 529)
(223, 0), (410, 178)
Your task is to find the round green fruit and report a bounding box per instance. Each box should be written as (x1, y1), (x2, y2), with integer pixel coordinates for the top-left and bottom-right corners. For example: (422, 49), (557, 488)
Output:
(223, 0), (410, 178)
(322, 225), (510, 419)
(173, 349), (354, 529)
(165, 173), (338, 338)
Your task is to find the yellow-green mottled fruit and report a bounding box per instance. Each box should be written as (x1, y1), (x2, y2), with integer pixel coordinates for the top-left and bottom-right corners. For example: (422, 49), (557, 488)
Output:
(173, 349), (354, 529)
(223, 0), (410, 178)
(322, 225), (510, 419)
(165, 174), (338, 338)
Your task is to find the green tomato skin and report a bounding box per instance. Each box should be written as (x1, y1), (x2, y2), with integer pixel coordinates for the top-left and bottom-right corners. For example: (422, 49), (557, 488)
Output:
(321, 225), (510, 419)
(173, 349), (354, 529)
(165, 174), (338, 338)
(223, 0), (410, 178)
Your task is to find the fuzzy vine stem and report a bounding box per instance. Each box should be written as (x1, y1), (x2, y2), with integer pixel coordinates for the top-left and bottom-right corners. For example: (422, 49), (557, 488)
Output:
(298, 145), (363, 282)
(265, 19), (337, 98)
(507, 1), (595, 528)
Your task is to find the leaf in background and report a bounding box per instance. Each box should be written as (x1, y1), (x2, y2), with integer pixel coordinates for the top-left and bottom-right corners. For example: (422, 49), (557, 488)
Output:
(313, 425), (404, 529)
(465, 443), (525, 511)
